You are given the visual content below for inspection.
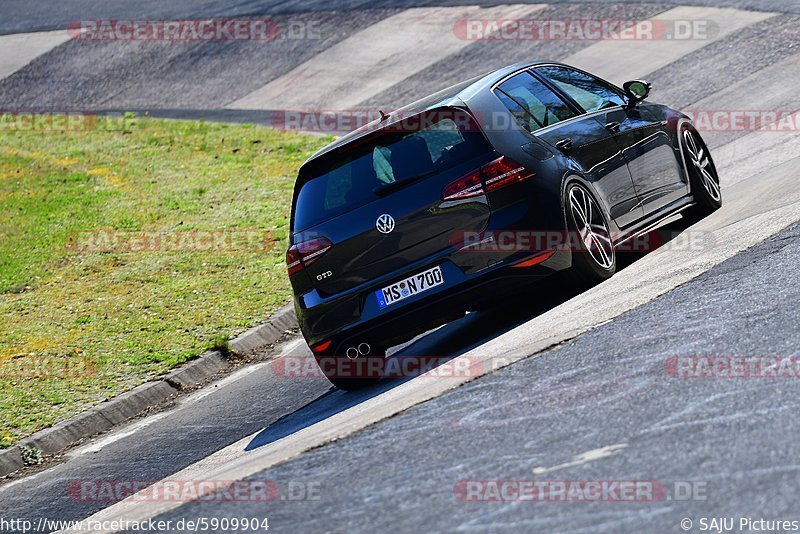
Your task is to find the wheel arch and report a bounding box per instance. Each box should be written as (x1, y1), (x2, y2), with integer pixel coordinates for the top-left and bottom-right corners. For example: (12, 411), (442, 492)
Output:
(559, 171), (621, 239)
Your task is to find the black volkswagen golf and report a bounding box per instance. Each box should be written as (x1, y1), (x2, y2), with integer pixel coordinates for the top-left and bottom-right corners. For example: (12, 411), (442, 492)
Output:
(287, 61), (722, 389)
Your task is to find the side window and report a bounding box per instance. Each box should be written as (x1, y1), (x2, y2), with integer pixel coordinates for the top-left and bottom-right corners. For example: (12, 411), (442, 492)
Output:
(536, 66), (626, 113)
(496, 91), (539, 133)
(496, 72), (577, 133)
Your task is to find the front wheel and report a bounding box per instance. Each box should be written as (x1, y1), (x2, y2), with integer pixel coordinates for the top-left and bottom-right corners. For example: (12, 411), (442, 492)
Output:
(565, 182), (616, 285)
(681, 126), (722, 221)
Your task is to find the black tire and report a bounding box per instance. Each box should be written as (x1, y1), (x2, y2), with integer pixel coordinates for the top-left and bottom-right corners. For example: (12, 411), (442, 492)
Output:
(325, 375), (381, 391)
(681, 126), (722, 222)
(314, 349), (385, 391)
(564, 182), (616, 285)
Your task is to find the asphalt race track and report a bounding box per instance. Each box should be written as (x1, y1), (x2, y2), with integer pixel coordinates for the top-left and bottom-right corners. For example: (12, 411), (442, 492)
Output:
(1, 1), (799, 532)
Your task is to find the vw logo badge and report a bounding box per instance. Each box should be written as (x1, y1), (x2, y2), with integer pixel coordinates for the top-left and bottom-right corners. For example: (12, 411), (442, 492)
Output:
(376, 214), (395, 234)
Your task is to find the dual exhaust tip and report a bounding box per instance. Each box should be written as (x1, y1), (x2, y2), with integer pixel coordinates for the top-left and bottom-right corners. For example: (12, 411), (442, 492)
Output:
(346, 343), (371, 360)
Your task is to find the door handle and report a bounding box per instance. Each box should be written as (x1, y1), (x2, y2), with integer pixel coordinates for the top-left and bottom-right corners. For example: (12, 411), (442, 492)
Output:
(555, 138), (573, 153)
(605, 121), (621, 133)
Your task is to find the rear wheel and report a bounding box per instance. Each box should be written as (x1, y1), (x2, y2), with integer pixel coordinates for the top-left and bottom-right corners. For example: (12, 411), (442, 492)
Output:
(682, 126), (722, 221)
(565, 182), (616, 284)
(314, 348), (385, 391)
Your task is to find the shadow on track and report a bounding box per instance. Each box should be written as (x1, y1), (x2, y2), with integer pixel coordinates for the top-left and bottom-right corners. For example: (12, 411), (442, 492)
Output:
(246, 216), (692, 451)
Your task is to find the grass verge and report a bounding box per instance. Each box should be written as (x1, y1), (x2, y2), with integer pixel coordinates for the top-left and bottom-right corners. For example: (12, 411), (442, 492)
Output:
(0, 116), (330, 447)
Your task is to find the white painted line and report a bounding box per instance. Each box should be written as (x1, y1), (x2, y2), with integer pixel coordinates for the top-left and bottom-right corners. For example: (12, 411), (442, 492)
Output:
(532, 444), (628, 475)
(715, 130), (800, 189)
(188, 337), (303, 403)
(62, 154), (800, 534)
(55, 337), (303, 459)
(76, 413), (172, 455)
(687, 52), (800, 119)
(229, 4), (543, 111)
(686, 52), (800, 137)
(561, 7), (774, 84)
(685, 52), (800, 187)
(186, 365), (266, 404)
(0, 30), (72, 81)
(0, 470), (46, 493)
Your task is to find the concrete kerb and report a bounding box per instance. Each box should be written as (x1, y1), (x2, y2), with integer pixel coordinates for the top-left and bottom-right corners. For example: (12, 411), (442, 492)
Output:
(0, 304), (299, 477)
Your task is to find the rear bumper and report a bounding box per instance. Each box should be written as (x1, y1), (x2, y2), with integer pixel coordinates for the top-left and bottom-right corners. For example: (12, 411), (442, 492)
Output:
(296, 247), (570, 355)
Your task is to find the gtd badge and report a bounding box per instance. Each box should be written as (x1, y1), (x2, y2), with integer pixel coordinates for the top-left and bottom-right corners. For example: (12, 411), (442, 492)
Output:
(376, 214), (395, 234)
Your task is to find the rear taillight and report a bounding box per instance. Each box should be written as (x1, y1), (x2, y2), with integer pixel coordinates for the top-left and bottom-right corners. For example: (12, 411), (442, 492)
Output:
(286, 237), (333, 276)
(442, 170), (484, 201)
(442, 156), (533, 201)
(482, 156), (534, 191)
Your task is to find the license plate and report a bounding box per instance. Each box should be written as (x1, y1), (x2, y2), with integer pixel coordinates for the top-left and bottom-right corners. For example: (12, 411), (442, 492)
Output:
(376, 266), (444, 309)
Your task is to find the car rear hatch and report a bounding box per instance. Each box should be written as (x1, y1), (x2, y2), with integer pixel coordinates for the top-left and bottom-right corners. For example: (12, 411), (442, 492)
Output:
(288, 107), (508, 296)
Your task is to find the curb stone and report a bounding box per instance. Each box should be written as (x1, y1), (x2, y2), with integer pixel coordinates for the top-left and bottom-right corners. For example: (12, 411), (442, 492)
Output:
(164, 351), (227, 390)
(0, 447), (22, 478)
(0, 304), (299, 478)
(229, 304), (298, 355)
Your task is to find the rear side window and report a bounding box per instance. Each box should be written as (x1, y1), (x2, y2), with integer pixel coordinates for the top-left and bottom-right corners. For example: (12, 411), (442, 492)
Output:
(496, 72), (577, 133)
(535, 66), (626, 113)
(293, 110), (490, 231)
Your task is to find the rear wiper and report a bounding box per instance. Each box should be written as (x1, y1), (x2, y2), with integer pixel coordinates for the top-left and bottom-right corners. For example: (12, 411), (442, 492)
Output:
(372, 170), (438, 196)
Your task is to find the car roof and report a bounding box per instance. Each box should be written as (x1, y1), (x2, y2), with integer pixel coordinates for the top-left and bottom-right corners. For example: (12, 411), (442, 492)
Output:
(302, 61), (564, 163)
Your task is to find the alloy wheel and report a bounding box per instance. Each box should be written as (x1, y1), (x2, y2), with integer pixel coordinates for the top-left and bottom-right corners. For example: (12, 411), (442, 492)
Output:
(568, 186), (615, 270)
(683, 129), (721, 202)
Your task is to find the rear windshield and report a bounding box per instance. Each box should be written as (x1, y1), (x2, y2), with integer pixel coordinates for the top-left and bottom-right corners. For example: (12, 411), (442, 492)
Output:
(293, 109), (490, 231)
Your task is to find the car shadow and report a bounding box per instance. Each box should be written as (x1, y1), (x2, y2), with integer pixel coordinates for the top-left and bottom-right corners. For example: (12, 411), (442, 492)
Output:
(246, 216), (693, 451)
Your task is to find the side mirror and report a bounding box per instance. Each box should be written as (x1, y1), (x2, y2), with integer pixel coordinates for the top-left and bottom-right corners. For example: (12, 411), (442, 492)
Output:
(623, 80), (651, 107)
